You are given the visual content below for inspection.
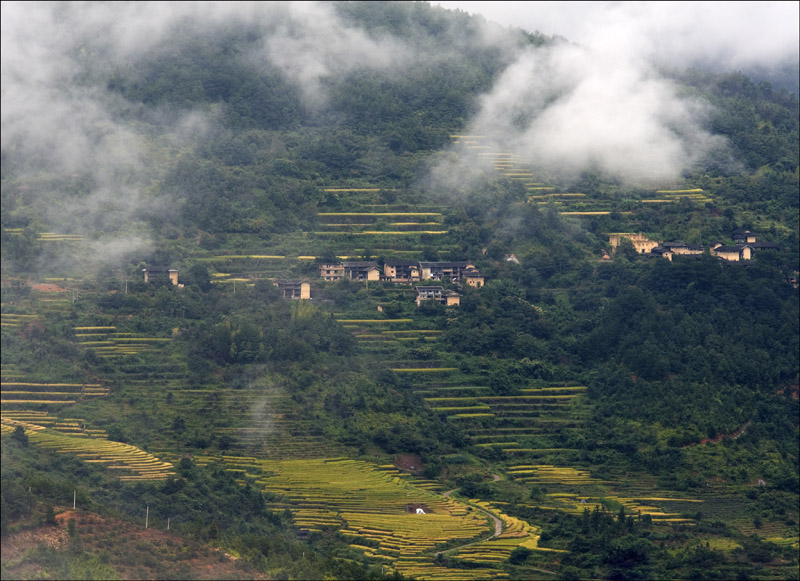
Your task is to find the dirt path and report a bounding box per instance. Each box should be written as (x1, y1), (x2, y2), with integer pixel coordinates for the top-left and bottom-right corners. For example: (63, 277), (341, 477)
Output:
(435, 491), (503, 555)
(683, 421), (751, 447)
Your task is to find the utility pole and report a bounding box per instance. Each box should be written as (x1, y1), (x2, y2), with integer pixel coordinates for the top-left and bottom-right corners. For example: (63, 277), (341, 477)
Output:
(73, 490), (76, 510)
(145, 505), (149, 529)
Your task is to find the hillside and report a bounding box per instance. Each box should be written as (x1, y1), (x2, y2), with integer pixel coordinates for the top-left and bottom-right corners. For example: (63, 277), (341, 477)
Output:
(2, 2), (798, 580)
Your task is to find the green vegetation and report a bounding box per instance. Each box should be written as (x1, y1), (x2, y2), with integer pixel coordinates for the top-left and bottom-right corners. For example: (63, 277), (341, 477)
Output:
(2, 2), (798, 579)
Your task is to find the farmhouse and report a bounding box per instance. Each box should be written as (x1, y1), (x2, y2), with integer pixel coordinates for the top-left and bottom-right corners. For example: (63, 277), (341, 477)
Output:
(732, 228), (757, 244)
(415, 286), (461, 307)
(319, 263), (345, 281)
(608, 233), (660, 255)
(142, 266), (179, 286)
(319, 261), (381, 282)
(418, 261), (476, 282)
(712, 244), (753, 261)
(343, 261), (381, 281)
(274, 280), (311, 300)
(462, 267), (485, 288)
(383, 260), (421, 283)
(659, 241), (704, 256)
(648, 247), (675, 261)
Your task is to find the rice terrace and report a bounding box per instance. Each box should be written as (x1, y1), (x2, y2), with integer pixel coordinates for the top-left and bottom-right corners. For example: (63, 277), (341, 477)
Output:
(1, 1), (798, 580)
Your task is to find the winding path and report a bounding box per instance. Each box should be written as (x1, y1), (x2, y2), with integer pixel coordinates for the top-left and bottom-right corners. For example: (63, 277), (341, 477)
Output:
(436, 486), (504, 555)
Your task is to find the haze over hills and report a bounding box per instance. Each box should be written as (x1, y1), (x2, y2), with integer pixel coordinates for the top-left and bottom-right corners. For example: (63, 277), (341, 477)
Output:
(1, 2), (798, 580)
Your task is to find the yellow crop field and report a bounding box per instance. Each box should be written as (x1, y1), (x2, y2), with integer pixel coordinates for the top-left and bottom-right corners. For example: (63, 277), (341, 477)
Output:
(197, 255), (285, 261)
(4, 426), (174, 480)
(656, 189), (703, 193)
(322, 188), (382, 192)
(192, 455), (523, 579)
(508, 464), (606, 486)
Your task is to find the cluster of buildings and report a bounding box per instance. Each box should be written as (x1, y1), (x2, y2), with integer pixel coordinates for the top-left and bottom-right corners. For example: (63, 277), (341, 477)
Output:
(140, 259), (484, 307)
(319, 260), (485, 287)
(271, 260), (487, 305)
(317, 259), (485, 307)
(607, 228), (778, 262)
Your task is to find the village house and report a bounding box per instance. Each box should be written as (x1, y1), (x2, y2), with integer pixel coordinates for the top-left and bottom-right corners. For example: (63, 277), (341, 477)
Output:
(319, 261), (381, 282)
(712, 244), (753, 261)
(418, 261), (477, 282)
(608, 233), (660, 255)
(732, 228), (757, 244)
(142, 266), (179, 286)
(343, 261), (381, 281)
(462, 266), (485, 288)
(274, 280), (311, 300)
(319, 262), (345, 281)
(648, 247), (675, 261)
(659, 241), (704, 256)
(383, 260), (421, 283)
(415, 286), (461, 307)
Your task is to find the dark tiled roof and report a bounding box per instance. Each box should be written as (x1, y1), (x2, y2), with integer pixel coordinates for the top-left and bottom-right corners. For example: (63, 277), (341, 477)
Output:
(418, 261), (472, 268)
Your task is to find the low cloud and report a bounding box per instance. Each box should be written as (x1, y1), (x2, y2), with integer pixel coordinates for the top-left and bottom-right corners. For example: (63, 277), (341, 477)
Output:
(258, 2), (411, 108)
(434, 1), (799, 72)
(1, 2), (222, 270)
(431, 34), (730, 190)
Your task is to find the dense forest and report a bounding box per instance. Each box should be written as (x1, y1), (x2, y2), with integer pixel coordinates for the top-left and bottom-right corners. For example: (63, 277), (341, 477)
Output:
(1, 2), (798, 580)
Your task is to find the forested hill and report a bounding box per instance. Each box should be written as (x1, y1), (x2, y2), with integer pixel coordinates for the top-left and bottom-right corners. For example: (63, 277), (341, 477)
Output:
(1, 2), (798, 580)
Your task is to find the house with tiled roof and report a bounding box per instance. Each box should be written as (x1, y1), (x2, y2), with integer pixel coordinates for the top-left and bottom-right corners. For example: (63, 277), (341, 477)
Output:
(712, 244), (753, 262)
(462, 267), (485, 288)
(418, 261), (476, 282)
(660, 241), (704, 256)
(319, 261), (380, 282)
(142, 266), (179, 286)
(274, 280), (311, 300)
(415, 286), (461, 307)
(383, 260), (421, 283)
(732, 228), (757, 244)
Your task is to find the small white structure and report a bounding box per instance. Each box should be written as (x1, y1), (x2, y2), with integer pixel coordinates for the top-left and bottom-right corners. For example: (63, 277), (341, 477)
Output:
(416, 508), (425, 515)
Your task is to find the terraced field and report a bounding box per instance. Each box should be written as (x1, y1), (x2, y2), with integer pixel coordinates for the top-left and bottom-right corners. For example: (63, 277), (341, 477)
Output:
(74, 326), (173, 358)
(194, 455), (547, 579)
(0, 420), (174, 481)
(418, 382), (590, 460)
(449, 135), (709, 216)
